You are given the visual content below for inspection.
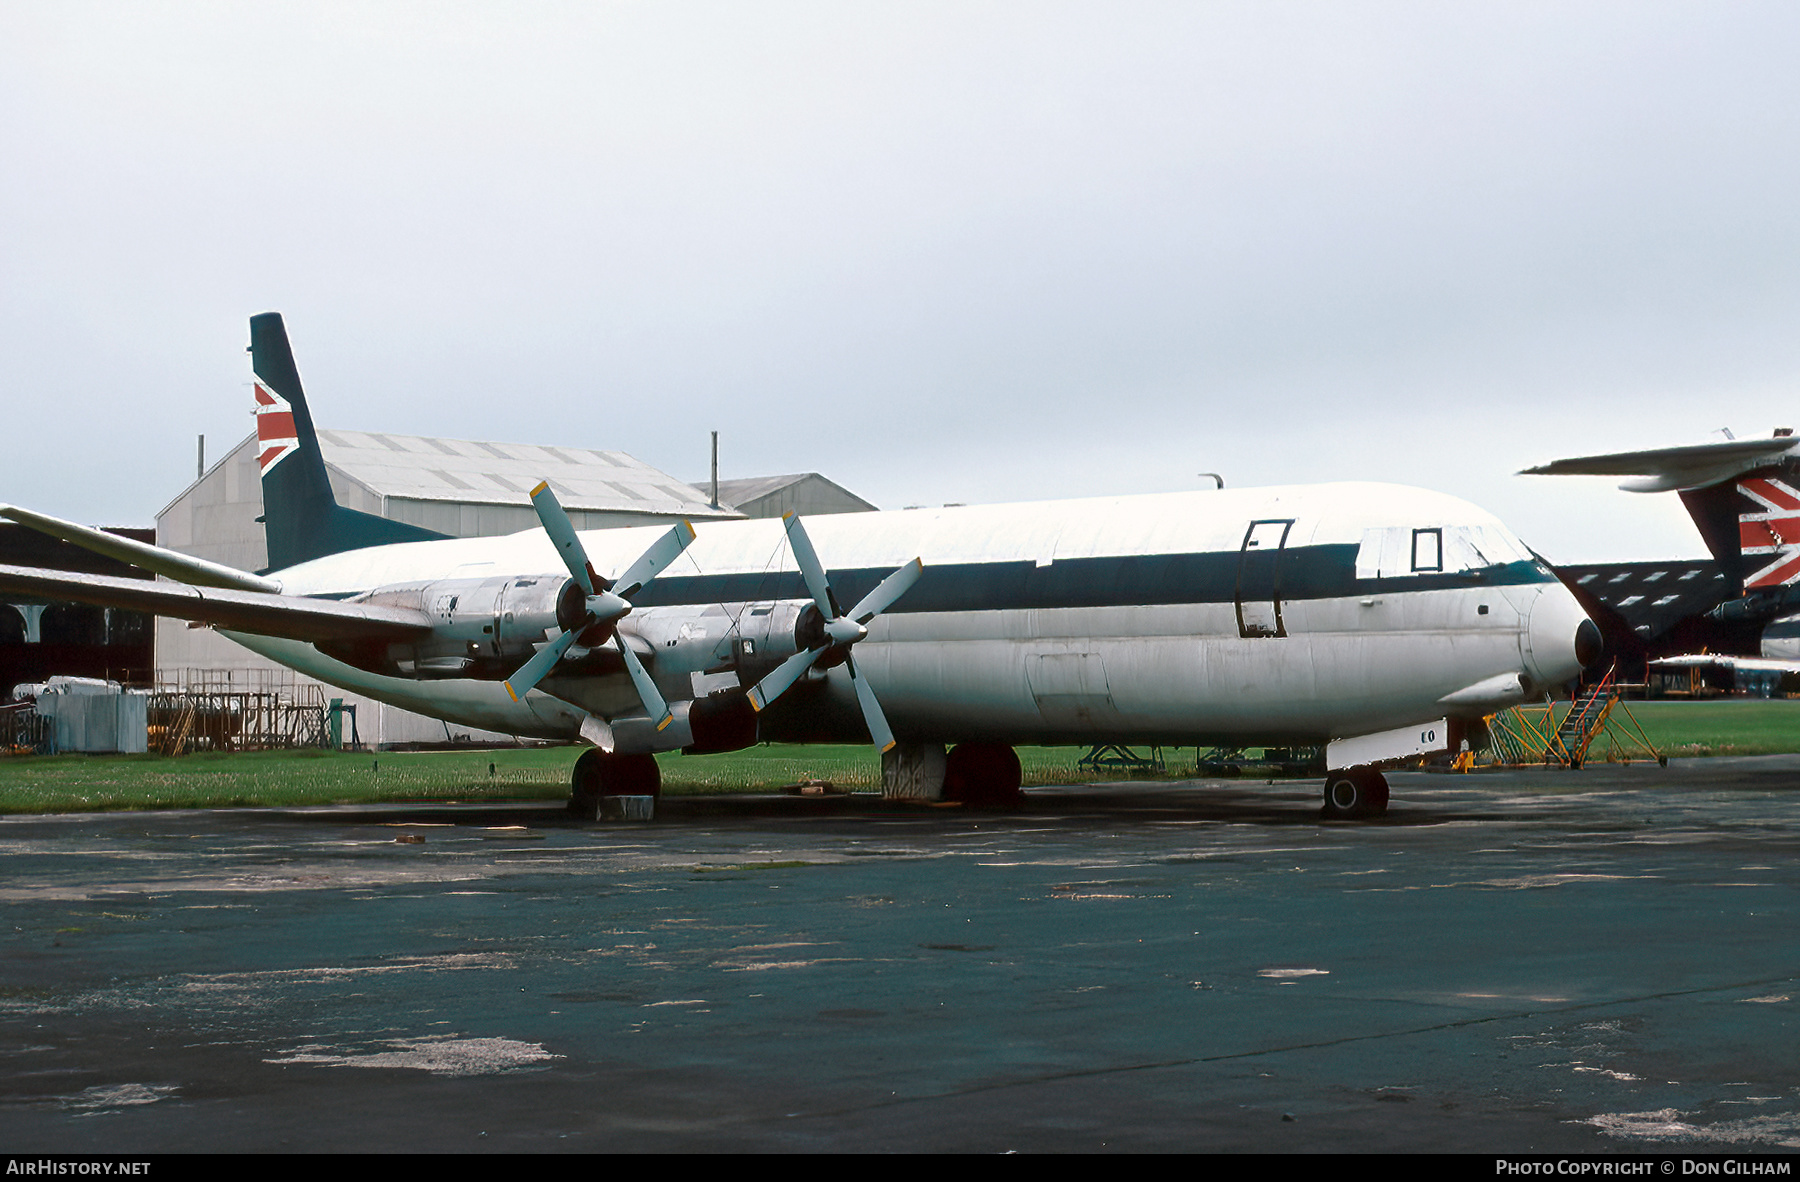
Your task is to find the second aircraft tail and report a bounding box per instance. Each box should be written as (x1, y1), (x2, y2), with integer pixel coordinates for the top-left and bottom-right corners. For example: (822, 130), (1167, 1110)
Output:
(1523, 432), (1800, 599)
(1680, 459), (1800, 594)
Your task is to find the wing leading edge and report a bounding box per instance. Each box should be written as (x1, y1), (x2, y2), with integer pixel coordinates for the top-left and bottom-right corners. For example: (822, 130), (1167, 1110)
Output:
(1521, 437), (1798, 493)
(0, 565), (430, 644)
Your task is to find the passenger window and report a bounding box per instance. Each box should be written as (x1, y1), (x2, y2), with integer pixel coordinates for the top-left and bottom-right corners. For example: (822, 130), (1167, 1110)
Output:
(1411, 529), (1442, 573)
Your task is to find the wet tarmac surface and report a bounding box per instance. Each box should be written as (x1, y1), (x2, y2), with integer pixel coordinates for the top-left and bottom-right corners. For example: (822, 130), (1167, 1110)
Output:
(2, 757), (1798, 1153)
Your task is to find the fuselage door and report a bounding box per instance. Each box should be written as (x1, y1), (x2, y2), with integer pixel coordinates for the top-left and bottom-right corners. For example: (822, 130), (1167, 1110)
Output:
(1236, 518), (1294, 638)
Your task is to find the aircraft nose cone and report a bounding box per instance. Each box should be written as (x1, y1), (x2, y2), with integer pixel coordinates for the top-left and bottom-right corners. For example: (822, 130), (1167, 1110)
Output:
(1521, 585), (1596, 687)
(1575, 618), (1604, 668)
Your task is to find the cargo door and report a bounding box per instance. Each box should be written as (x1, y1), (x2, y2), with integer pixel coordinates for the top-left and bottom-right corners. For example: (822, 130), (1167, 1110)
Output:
(1236, 519), (1293, 638)
(1028, 652), (1119, 731)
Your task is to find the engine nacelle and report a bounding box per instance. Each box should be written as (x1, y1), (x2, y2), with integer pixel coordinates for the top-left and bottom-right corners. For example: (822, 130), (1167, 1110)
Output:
(728, 600), (816, 682)
(319, 574), (584, 679)
(314, 585), (831, 731)
(608, 691), (760, 755)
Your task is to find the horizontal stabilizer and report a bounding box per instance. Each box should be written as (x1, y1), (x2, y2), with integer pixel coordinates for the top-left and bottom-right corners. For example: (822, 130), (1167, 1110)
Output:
(0, 504), (281, 592)
(0, 564), (430, 643)
(1521, 437), (1797, 492)
(1648, 654), (1800, 674)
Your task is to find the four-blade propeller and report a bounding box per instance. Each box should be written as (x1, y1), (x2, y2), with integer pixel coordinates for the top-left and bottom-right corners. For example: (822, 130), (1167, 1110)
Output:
(505, 493), (921, 756)
(745, 512), (923, 754)
(502, 481), (695, 731)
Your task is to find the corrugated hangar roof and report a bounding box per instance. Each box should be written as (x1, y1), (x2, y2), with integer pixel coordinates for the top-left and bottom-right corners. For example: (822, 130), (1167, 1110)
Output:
(309, 429), (740, 518)
(709, 474), (818, 505)
(699, 473), (879, 516)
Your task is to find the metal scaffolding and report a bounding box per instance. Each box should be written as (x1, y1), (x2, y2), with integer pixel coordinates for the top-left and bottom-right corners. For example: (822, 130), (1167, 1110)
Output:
(149, 672), (328, 754)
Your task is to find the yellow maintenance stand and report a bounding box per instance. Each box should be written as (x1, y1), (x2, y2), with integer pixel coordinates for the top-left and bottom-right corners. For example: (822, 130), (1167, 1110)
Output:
(1483, 665), (1665, 769)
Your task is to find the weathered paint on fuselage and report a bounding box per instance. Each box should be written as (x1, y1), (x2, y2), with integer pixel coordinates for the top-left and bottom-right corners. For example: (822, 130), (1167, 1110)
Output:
(224, 482), (1589, 749)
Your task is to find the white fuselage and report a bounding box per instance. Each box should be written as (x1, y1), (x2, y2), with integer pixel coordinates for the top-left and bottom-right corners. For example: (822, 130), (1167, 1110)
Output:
(225, 481), (1591, 749)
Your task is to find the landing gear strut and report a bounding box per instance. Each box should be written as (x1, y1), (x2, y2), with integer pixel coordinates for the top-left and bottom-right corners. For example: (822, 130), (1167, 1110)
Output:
(568, 748), (661, 816)
(943, 742), (1023, 805)
(1321, 766), (1388, 820)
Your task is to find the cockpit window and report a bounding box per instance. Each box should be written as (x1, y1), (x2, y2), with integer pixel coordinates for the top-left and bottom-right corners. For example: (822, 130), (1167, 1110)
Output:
(1357, 524), (1531, 579)
(1411, 529), (1442, 572)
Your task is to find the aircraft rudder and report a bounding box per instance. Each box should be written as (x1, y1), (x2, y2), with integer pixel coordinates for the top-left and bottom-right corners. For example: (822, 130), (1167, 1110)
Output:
(249, 313), (307, 408)
(1707, 461), (1800, 594)
(248, 313), (445, 569)
(249, 313), (340, 568)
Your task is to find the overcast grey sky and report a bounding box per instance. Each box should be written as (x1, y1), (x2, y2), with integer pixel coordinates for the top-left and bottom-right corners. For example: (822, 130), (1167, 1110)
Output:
(5, 1), (1798, 563)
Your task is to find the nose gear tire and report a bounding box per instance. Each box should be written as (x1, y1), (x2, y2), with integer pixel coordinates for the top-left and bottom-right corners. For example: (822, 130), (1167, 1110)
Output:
(1321, 766), (1388, 819)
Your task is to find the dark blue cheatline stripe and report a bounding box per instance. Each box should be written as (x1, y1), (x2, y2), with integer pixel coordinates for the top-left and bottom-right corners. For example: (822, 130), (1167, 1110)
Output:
(629, 547), (1557, 614)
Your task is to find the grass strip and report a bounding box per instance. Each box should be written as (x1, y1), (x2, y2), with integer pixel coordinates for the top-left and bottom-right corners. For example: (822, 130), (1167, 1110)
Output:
(1578, 699), (1800, 759)
(6, 699), (1800, 814)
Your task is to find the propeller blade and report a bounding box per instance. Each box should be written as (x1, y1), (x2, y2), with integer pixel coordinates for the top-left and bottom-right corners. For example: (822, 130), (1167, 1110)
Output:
(747, 645), (824, 712)
(503, 627), (582, 701)
(612, 520), (697, 600)
(845, 654), (896, 754)
(848, 557), (923, 624)
(614, 633), (674, 730)
(530, 481), (595, 595)
(782, 513), (840, 618)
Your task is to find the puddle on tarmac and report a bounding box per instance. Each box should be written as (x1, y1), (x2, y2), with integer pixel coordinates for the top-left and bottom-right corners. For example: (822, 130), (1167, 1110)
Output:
(266, 1034), (559, 1076)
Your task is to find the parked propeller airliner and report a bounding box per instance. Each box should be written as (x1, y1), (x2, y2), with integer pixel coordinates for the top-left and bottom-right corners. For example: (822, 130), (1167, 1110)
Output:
(1, 314), (1598, 818)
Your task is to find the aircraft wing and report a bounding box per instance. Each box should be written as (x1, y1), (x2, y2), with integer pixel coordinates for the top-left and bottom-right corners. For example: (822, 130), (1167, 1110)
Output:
(1, 504), (282, 592)
(1521, 437), (1798, 493)
(0, 564), (430, 643)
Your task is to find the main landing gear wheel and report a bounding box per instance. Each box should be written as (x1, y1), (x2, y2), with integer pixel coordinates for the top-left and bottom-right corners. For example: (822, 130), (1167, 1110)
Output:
(568, 749), (662, 816)
(1321, 766), (1388, 820)
(943, 743), (1023, 805)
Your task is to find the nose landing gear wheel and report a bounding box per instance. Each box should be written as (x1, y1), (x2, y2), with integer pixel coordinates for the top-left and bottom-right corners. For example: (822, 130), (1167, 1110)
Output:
(1321, 766), (1388, 819)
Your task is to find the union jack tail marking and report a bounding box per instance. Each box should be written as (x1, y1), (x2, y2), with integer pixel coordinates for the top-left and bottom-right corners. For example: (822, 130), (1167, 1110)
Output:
(253, 379), (300, 475)
(1737, 476), (1800, 587)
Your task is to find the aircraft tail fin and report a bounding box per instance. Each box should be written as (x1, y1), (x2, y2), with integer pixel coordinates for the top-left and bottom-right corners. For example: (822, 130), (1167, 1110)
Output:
(250, 312), (447, 571)
(1681, 464), (1800, 595)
